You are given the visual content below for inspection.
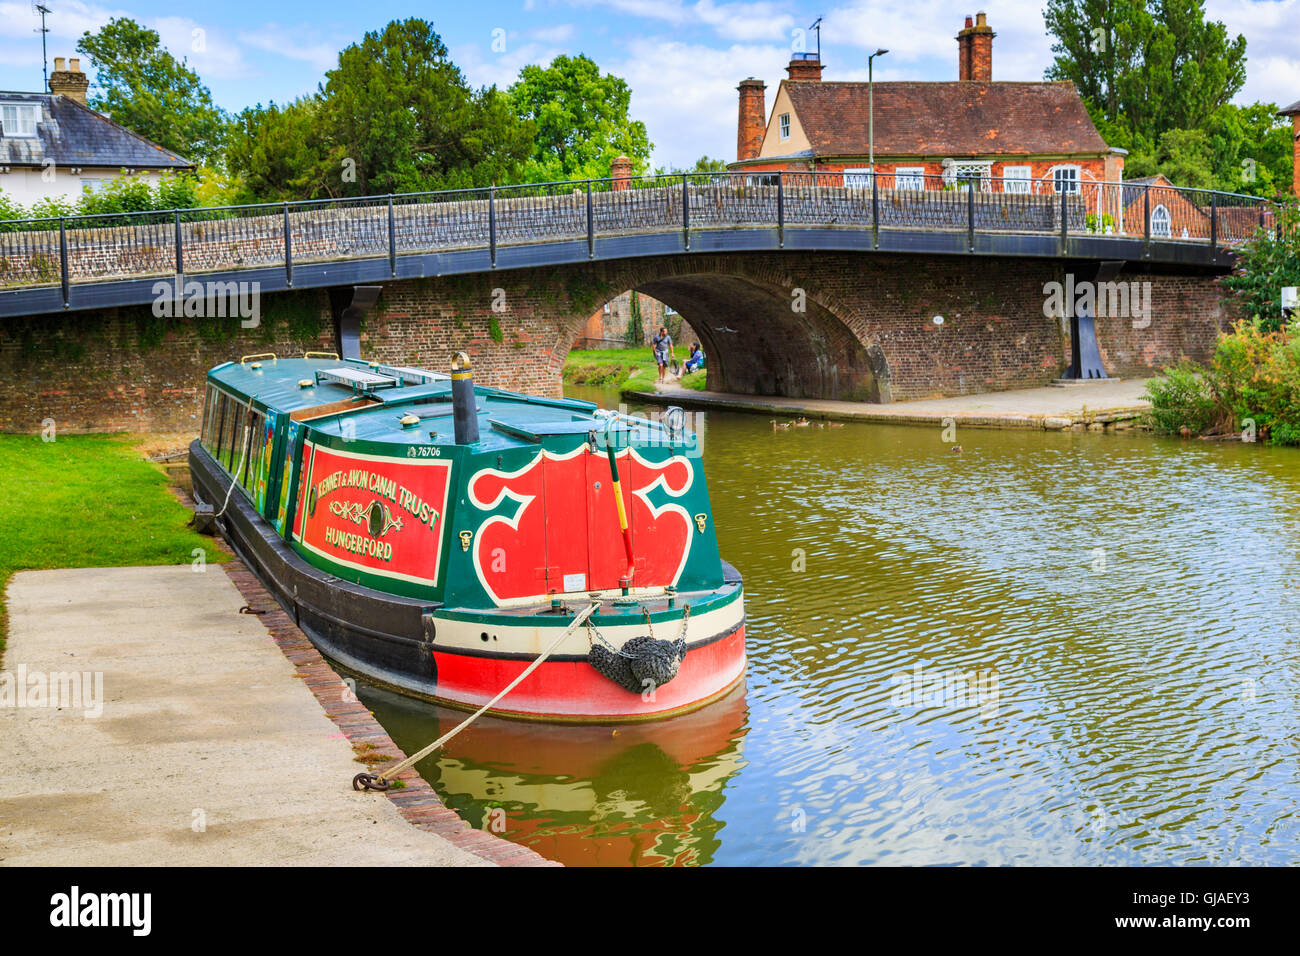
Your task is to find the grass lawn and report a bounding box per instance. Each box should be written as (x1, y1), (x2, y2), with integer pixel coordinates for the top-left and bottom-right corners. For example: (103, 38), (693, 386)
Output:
(0, 434), (228, 653)
(563, 347), (711, 393)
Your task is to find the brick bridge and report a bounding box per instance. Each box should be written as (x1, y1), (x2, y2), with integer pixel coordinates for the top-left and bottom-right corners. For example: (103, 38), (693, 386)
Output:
(0, 172), (1272, 432)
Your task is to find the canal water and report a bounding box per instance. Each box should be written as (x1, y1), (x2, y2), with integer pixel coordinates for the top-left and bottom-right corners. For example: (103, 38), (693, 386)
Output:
(358, 384), (1300, 866)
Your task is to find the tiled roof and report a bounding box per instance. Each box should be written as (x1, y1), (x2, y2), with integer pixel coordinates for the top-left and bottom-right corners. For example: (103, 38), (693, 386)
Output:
(1279, 99), (1300, 116)
(782, 81), (1110, 157)
(0, 92), (192, 170)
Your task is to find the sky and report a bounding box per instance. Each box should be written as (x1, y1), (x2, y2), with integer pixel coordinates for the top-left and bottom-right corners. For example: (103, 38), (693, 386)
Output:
(0, 0), (1296, 169)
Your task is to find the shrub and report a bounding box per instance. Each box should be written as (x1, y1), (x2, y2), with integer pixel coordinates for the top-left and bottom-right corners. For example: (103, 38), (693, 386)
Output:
(1144, 360), (1220, 435)
(1145, 324), (1300, 445)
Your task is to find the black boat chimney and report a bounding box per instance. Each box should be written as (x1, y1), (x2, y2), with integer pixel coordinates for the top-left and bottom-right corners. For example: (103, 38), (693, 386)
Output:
(451, 351), (480, 444)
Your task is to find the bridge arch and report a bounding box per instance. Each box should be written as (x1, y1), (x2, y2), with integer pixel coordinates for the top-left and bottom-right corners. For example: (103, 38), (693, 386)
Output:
(553, 254), (886, 402)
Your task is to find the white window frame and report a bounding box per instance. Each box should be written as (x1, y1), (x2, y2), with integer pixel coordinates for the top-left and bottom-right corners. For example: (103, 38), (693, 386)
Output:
(745, 172), (779, 187)
(0, 102), (39, 138)
(1150, 204), (1172, 238)
(894, 166), (925, 190)
(778, 113), (791, 140)
(1001, 165), (1032, 194)
(843, 168), (873, 188)
(1051, 164), (1081, 194)
(943, 160), (994, 191)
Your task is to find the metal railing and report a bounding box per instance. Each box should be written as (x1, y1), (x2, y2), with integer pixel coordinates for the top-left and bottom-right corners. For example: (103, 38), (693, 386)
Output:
(0, 171), (1279, 300)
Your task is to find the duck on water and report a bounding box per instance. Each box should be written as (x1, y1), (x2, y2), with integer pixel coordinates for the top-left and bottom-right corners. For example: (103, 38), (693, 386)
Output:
(188, 349), (746, 723)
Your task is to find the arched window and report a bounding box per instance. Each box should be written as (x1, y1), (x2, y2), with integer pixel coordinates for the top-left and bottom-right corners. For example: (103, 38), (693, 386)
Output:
(1150, 204), (1172, 238)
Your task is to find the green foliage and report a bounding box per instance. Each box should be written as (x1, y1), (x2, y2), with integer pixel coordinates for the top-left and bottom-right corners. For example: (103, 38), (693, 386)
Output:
(1143, 360), (1219, 434)
(624, 291), (645, 346)
(1219, 199), (1300, 332)
(508, 55), (652, 182)
(488, 314), (504, 343)
(227, 20), (533, 198)
(0, 172), (206, 224)
(1043, 1), (1294, 194)
(1045, 0), (1246, 137)
(78, 18), (228, 165)
(1145, 325), (1300, 445)
(225, 98), (327, 202)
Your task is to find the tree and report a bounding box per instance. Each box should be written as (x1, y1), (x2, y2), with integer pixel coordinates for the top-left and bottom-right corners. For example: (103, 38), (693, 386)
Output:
(507, 55), (652, 182)
(1220, 199), (1300, 332)
(1044, 0), (1246, 138)
(225, 98), (329, 201)
(78, 18), (228, 165)
(314, 18), (532, 195)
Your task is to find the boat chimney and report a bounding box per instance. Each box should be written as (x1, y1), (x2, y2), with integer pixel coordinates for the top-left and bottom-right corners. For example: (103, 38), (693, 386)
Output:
(451, 351), (480, 444)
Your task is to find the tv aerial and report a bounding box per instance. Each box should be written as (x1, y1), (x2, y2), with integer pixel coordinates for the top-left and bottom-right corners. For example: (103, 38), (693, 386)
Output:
(33, 3), (52, 90)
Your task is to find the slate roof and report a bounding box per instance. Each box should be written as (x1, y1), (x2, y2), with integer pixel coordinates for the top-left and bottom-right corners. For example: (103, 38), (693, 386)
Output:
(0, 92), (192, 170)
(1278, 99), (1300, 116)
(781, 81), (1110, 157)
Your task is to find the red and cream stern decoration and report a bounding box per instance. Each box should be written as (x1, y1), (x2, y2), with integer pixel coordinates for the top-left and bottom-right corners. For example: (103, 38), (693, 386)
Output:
(468, 446), (695, 605)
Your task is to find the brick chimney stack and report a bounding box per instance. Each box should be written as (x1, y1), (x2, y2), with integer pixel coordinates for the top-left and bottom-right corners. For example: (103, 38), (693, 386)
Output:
(957, 12), (994, 82)
(610, 154), (633, 191)
(737, 78), (767, 161)
(49, 56), (89, 104)
(786, 53), (823, 82)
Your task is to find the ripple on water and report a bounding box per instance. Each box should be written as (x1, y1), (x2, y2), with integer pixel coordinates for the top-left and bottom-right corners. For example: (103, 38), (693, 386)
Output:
(361, 409), (1300, 866)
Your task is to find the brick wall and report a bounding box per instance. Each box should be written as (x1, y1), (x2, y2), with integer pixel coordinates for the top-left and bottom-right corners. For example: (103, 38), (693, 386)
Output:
(0, 252), (1237, 433)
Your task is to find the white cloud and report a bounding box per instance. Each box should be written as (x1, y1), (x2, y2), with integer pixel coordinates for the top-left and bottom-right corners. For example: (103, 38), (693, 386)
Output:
(605, 37), (791, 167)
(558, 0), (796, 42)
(238, 25), (341, 75)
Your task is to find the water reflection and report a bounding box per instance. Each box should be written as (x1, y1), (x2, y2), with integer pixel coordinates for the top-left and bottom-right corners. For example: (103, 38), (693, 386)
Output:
(360, 682), (748, 866)
(360, 383), (1300, 866)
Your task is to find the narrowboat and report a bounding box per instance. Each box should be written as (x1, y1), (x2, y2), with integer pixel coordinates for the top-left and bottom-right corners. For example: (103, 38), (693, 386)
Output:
(189, 350), (745, 722)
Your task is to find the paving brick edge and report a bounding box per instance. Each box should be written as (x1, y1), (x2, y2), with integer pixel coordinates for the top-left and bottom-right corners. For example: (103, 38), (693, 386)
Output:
(221, 559), (560, 867)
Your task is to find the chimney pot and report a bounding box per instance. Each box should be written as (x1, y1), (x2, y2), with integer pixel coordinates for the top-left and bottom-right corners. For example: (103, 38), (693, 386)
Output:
(69, 58), (81, 73)
(54, 57), (66, 72)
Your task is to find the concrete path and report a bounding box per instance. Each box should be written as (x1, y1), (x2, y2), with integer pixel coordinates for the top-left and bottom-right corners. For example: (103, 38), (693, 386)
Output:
(0, 566), (491, 866)
(628, 378), (1152, 430)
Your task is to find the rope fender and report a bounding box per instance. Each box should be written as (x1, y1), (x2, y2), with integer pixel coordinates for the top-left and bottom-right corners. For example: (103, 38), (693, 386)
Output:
(587, 605), (690, 694)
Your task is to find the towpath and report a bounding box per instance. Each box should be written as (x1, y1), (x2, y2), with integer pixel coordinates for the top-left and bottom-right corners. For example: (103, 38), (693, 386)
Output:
(628, 378), (1152, 430)
(0, 564), (552, 866)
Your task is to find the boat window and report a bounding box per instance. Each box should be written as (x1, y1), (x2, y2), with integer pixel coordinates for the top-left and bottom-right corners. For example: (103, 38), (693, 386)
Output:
(214, 394), (231, 466)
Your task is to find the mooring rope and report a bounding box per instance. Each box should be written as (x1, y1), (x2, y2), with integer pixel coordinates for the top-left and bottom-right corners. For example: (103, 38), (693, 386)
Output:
(213, 410), (255, 521)
(353, 601), (601, 792)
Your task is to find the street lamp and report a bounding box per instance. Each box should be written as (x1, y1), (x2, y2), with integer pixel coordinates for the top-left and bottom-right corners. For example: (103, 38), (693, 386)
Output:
(868, 49), (889, 178)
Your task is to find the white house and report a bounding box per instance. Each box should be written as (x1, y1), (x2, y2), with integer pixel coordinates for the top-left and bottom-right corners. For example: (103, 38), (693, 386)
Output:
(0, 57), (192, 207)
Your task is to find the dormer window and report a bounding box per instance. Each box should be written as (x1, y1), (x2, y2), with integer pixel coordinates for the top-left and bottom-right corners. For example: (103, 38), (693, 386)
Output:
(1, 103), (39, 138)
(779, 113), (790, 140)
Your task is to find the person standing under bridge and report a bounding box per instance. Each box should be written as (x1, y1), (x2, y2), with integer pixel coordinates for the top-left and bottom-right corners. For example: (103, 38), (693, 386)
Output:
(652, 326), (675, 384)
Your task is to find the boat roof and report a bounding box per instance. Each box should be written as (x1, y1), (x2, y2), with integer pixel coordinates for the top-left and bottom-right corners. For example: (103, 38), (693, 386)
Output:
(209, 356), (667, 451)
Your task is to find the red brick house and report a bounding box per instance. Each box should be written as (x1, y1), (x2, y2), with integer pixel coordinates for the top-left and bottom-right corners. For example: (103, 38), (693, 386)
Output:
(730, 12), (1126, 197)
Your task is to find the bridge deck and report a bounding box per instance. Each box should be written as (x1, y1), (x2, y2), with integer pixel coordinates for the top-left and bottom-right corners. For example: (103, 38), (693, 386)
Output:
(0, 175), (1273, 318)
